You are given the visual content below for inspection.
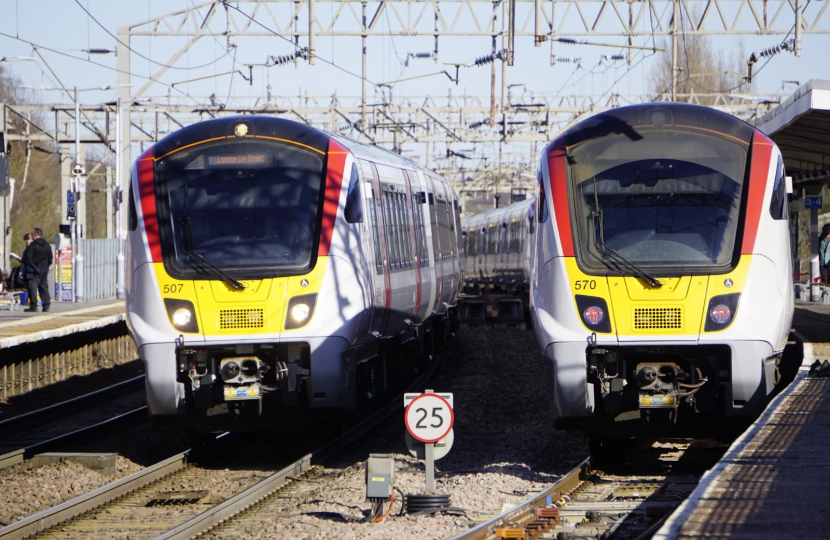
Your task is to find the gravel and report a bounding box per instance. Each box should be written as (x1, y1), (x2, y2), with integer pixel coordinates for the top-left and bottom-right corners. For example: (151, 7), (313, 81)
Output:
(207, 324), (588, 539)
(0, 458), (144, 526)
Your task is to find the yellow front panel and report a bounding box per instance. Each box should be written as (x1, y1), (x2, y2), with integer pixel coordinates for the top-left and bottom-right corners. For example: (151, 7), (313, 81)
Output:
(153, 256), (330, 336)
(193, 276), (286, 335)
(609, 275), (706, 336)
(565, 256), (753, 337)
(701, 256), (752, 333)
(564, 258), (615, 333)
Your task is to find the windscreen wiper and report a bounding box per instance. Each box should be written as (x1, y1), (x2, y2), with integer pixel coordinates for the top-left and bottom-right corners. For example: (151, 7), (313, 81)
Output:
(179, 188), (246, 291)
(590, 179), (662, 289)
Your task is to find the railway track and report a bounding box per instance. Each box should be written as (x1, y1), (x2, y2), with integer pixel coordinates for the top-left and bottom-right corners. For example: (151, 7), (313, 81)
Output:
(449, 437), (731, 540)
(0, 377), (147, 469)
(0, 355), (443, 540)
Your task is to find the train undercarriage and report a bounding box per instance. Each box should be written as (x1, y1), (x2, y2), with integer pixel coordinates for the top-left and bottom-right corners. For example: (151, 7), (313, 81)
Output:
(174, 314), (455, 433)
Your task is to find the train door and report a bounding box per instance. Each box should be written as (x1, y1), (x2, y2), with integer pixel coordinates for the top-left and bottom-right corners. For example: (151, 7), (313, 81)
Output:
(344, 160), (374, 341)
(405, 171), (430, 322)
(435, 181), (457, 308)
(424, 175), (445, 314)
(376, 164), (417, 329)
(361, 160), (390, 337)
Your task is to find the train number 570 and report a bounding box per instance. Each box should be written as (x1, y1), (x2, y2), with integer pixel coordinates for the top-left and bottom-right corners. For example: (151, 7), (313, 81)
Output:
(573, 280), (596, 290)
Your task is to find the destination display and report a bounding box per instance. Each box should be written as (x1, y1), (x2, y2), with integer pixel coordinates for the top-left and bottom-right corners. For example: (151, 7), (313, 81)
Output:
(207, 153), (273, 168)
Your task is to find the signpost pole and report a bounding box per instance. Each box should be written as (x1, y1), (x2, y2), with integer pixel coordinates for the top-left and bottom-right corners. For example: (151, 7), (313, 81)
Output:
(425, 443), (435, 492)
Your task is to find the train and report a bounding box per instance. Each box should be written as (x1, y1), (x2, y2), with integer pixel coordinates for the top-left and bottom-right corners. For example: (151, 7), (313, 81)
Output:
(532, 103), (794, 429)
(125, 116), (462, 432)
(461, 197), (535, 296)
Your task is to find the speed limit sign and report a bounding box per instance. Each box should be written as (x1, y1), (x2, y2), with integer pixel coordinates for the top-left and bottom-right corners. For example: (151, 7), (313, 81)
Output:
(404, 393), (454, 443)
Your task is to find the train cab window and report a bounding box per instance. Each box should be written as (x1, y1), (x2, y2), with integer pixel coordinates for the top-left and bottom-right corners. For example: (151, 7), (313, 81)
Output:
(769, 156), (787, 221)
(128, 182), (137, 231)
(345, 163), (363, 223)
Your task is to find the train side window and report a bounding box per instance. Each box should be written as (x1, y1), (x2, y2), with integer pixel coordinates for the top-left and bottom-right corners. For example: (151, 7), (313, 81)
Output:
(538, 184), (549, 223)
(769, 156), (787, 221)
(436, 193), (441, 261)
(128, 181), (137, 231)
(383, 191), (398, 269)
(345, 163), (363, 223)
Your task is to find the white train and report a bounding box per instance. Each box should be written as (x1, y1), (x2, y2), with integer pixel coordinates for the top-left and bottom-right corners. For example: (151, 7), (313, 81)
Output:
(461, 198), (535, 296)
(530, 103), (794, 429)
(125, 116), (462, 432)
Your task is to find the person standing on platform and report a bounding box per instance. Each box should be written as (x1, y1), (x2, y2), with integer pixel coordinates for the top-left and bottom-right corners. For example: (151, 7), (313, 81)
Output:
(820, 224), (830, 285)
(9, 233), (31, 263)
(21, 227), (52, 313)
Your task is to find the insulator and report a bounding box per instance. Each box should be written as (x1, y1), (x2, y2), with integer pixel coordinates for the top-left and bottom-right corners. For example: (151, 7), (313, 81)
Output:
(611, 54), (626, 61)
(468, 119), (489, 129)
(85, 48), (113, 55)
(271, 51), (303, 66)
(556, 37), (578, 45)
(474, 54), (496, 66)
(414, 52), (433, 59)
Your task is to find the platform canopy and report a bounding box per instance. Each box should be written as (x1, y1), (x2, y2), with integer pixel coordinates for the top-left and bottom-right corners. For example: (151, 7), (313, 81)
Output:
(755, 80), (830, 194)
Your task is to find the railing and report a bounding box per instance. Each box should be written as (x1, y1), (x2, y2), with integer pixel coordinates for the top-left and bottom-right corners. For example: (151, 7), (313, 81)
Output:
(80, 239), (122, 302)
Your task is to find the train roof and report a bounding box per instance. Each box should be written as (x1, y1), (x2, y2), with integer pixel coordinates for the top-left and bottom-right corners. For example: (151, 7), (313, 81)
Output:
(150, 115), (451, 193)
(462, 197), (534, 229)
(152, 115), (330, 159)
(557, 103), (757, 148)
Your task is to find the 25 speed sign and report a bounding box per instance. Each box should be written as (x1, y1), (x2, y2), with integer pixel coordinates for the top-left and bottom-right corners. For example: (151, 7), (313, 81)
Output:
(405, 393), (454, 443)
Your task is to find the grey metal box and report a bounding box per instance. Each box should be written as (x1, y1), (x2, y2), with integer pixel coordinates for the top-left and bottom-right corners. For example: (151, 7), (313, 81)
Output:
(366, 453), (395, 499)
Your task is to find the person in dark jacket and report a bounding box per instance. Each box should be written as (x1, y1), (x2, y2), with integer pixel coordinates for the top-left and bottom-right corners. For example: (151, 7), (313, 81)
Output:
(21, 227), (52, 312)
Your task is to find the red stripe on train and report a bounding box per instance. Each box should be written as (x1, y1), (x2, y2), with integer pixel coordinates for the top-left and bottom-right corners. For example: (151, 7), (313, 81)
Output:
(137, 147), (163, 262)
(547, 139), (575, 256)
(741, 131), (774, 254)
(318, 139), (348, 257)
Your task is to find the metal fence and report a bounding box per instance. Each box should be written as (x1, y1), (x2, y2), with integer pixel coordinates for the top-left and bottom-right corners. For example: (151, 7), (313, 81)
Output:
(79, 238), (122, 302)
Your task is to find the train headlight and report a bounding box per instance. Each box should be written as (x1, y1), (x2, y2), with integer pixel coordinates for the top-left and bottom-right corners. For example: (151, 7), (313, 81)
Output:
(575, 295), (611, 333)
(704, 293), (741, 332)
(710, 304), (731, 324)
(291, 303), (311, 322)
(164, 298), (199, 333)
(285, 293), (318, 329)
(583, 306), (605, 325)
(172, 308), (192, 327)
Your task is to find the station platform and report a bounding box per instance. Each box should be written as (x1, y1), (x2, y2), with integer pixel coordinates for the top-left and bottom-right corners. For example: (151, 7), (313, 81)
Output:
(656, 300), (830, 539)
(0, 300), (126, 349)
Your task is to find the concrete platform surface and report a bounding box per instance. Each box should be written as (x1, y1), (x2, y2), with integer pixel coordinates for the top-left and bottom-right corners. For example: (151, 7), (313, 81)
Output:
(0, 300), (125, 348)
(655, 337), (830, 539)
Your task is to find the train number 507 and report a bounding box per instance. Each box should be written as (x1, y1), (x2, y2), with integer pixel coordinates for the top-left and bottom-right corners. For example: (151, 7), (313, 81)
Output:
(162, 284), (184, 294)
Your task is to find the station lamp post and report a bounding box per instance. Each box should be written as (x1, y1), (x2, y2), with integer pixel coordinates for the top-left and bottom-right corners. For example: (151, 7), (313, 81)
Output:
(20, 84), (130, 303)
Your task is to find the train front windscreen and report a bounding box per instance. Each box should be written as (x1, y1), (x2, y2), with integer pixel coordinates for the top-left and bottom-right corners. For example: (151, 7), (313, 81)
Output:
(568, 127), (749, 275)
(155, 139), (326, 279)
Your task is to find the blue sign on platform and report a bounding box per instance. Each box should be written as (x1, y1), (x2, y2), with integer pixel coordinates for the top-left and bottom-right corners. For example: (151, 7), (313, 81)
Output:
(67, 190), (75, 204)
(805, 196), (822, 209)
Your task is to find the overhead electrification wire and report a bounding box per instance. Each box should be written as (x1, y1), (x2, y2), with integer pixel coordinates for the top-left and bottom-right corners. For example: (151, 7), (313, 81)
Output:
(72, 0), (231, 70)
(221, 1), (383, 90)
(0, 30), (201, 106)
